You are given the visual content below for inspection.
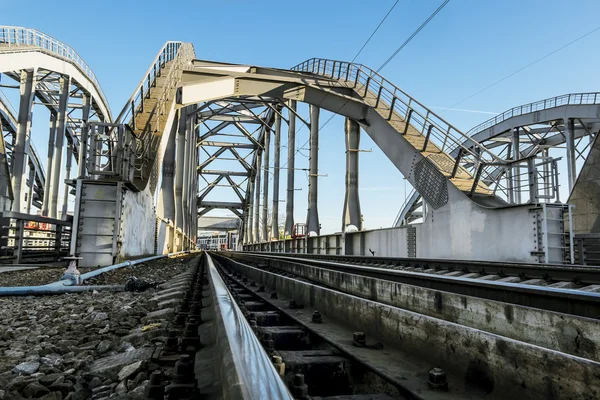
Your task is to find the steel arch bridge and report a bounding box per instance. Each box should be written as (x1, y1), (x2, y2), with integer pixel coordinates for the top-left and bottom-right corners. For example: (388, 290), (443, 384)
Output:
(1, 26), (598, 266)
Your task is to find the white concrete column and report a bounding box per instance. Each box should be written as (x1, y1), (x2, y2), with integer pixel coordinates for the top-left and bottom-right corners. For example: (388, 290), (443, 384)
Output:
(253, 150), (262, 242)
(42, 113), (57, 215)
(342, 118), (362, 232)
(261, 127), (270, 241)
(78, 93), (91, 178)
(512, 127), (521, 204)
(175, 109), (186, 234)
(48, 76), (71, 218)
(307, 105), (320, 236)
(284, 100), (296, 236)
(61, 143), (73, 218)
(271, 109), (282, 240)
(11, 69), (36, 213)
(565, 118), (577, 192)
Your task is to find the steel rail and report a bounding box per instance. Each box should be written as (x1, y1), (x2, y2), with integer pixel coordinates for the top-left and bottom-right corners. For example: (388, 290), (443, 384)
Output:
(238, 252), (600, 319)
(205, 253), (293, 399)
(243, 251), (600, 284)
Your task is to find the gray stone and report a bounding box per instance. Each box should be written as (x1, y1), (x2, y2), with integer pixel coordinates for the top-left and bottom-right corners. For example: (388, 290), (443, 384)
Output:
(23, 381), (51, 397)
(39, 373), (64, 386)
(40, 354), (63, 366)
(88, 376), (102, 389)
(96, 340), (111, 354)
(12, 361), (40, 375)
(71, 388), (92, 400)
(87, 348), (153, 381)
(4, 349), (25, 358)
(39, 392), (63, 400)
(117, 360), (143, 382)
(129, 380), (149, 400)
(115, 380), (127, 395)
(92, 312), (108, 321)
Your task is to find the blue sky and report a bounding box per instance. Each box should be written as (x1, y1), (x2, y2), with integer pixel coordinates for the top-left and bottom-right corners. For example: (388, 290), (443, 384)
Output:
(3, 0), (600, 232)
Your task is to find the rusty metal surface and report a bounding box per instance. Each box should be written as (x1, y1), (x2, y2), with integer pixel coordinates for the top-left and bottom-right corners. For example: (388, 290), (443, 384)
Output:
(206, 253), (293, 400)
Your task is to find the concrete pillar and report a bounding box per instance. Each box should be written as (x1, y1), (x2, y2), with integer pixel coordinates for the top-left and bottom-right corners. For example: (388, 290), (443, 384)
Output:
(512, 127), (521, 204)
(61, 143), (73, 218)
(261, 127), (270, 241)
(11, 69), (36, 213)
(158, 113), (178, 252)
(271, 109), (282, 240)
(253, 150), (262, 242)
(247, 178), (254, 243)
(175, 109), (186, 235)
(26, 167), (35, 214)
(49, 76), (71, 219)
(78, 93), (91, 178)
(182, 112), (192, 244)
(342, 118), (362, 232)
(506, 142), (514, 204)
(565, 118), (577, 192)
(527, 157), (539, 203)
(284, 100), (296, 236)
(307, 105), (320, 236)
(42, 113), (57, 216)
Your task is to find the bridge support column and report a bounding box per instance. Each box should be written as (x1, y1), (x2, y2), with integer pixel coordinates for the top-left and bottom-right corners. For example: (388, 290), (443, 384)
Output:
(11, 69), (36, 213)
(261, 126), (270, 242)
(42, 113), (57, 215)
(272, 108), (282, 240)
(342, 118), (362, 232)
(253, 150), (262, 242)
(26, 167), (35, 214)
(48, 76), (71, 219)
(307, 105), (320, 236)
(527, 157), (539, 203)
(284, 100), (296, 236)
(175, 108), (187, 251)
(78, 93), (91, 178)
(565, 118), (577, 192)
(512, 127), (521, 204)
(247, 177), (254, 243)
(158, 114), (178, 253)
(182, 111), (192, 249)
(61, 143), (73, 218)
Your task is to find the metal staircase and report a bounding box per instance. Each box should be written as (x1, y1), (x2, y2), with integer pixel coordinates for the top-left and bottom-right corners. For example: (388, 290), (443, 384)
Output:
(113, 42), (195, 192)
(292, 59), (500, 198)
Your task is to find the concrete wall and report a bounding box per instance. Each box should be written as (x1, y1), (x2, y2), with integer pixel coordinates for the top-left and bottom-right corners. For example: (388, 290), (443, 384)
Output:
(119, 188), (157, 259)
(245, 202), (571, 264)
(569, 133), (600, 234)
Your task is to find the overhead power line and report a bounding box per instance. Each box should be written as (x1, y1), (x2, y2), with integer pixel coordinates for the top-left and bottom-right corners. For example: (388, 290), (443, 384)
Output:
(270, 0), (402, 181)
(377, 0), (451, 72)
(441, 24), (600, 113)
(351, 0), (401, 63)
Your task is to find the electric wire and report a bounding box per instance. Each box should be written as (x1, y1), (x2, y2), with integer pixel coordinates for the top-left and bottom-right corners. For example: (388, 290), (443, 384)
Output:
(440, 24), (600, 113)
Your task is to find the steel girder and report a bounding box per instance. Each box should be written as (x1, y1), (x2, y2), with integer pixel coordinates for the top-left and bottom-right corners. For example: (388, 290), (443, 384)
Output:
(195, 98), (276, 232)
(396, 99), (600, 225)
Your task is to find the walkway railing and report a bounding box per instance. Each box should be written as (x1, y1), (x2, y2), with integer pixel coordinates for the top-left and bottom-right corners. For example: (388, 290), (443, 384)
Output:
(0, 26), (110, 118)
(114, 41), (195, 187)
(292, 58), (503, 164)
(466, 92), (600, 137)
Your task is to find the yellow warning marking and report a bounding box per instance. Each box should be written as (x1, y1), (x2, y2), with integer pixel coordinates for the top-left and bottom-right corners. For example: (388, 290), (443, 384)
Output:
(94, 189), (104, 200)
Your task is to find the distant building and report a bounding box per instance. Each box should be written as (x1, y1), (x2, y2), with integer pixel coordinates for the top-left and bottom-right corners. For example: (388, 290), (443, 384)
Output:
(197, 231), (237, 250)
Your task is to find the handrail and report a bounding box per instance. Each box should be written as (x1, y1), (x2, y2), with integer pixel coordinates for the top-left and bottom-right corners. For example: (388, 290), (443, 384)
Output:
(0, 26), (110, 119)
(114, 41), (191, 125)
(292, 58), (504, 164)
(466, 92), (600, 137)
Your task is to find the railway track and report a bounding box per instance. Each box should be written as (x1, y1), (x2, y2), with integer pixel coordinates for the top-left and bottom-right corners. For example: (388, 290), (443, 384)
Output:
(211, 251), (600, 399)
(235, 252), (600, 319)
